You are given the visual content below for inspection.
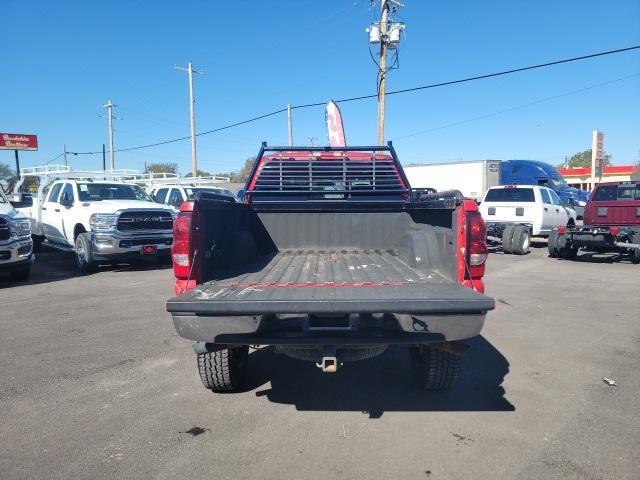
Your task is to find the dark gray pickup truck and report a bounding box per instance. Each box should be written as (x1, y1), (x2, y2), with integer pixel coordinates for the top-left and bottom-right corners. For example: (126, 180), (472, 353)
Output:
(166, 144), (494, 392)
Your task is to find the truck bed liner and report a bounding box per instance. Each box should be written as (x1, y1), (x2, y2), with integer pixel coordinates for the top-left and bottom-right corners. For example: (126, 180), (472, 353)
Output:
(167, 250), (493, 315)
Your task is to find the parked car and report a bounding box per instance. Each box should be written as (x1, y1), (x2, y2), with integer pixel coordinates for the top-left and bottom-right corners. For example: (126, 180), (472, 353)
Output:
(0, 190), (33, 281)
(404, 159), (589, 217)
(14, 166), (175, 273)
(549, 181), (640, 263)
(479, 185), (577, 255)
(166, 143), (494, 392)
(150, 184), (236, 210)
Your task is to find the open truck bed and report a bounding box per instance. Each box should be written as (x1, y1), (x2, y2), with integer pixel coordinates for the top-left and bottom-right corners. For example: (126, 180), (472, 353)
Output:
(166, 144), (493, 391)
(168, 249), (492, 315)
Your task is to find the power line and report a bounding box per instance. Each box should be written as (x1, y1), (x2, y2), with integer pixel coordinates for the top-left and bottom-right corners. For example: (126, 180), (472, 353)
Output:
(302, 44), (640, 107)
(68, 44), (640, 155)
(394, 73), (640, 140)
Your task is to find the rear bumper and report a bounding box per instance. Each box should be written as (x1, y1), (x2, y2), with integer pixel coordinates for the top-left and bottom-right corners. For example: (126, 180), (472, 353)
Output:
(90, 232), (172, 260)
(170, 311), (487, 345)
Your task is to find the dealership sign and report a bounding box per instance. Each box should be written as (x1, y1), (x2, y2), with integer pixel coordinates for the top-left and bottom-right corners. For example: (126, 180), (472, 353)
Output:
(0, 133), (38, 151)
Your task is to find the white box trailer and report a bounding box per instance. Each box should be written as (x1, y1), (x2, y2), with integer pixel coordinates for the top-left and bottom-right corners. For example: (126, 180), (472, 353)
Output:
(403, 160), (501, 201)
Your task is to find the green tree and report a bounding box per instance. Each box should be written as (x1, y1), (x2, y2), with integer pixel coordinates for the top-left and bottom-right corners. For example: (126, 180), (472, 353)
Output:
(563, 149), (612, 168)
(211, 157), (256, 183)
(185, 169), (211, 178)
(0, 163), (16, 192)
(237, 157), (255, 183)
(145, 162), (178, 174)
(632, 159), (640, 182)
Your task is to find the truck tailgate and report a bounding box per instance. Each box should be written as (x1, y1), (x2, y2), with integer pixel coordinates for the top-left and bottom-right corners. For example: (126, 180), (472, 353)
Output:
(167, 249), (493, 315)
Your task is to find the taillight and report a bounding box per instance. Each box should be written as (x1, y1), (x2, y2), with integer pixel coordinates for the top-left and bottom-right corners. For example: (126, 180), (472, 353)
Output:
(610, 226), (620, 236)
(557, 225), (566, 235)
(468, 211), (488, 276)
(172, 212), (191, 278)
(171, 201), (197, 295)
(457, 201), (488, 293)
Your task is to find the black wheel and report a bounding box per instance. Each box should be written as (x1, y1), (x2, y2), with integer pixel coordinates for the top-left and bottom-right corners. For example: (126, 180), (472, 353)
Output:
(10, 267), (31, 281)
(548, 230), (559, 258)
(410, 345), (461, 391)
(197, 346), (248, 392)
(631, 233), (640, 265)
(31, 235), (44, 253)
(511, 225), (531, 255)
(557, 235), (578, 260)
(75, 233), (98, 274)
(501, 225), (516, 254)
(565, 245), (579, 260)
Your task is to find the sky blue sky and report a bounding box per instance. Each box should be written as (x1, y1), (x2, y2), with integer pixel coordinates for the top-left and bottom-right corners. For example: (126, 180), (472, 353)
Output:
(1, 0), (639, 175)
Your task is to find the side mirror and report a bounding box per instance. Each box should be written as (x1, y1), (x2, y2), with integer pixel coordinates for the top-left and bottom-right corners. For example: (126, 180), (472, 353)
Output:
(9, 193), (33, 208)
(60, 192), (73, 207)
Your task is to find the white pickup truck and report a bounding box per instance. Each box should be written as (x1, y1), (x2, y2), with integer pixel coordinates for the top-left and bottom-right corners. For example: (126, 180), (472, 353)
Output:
(149, 184), (236, 210)
(479, 185), (577, 255)
(0, 189), (33, 281)
(14, 166), (175, 273)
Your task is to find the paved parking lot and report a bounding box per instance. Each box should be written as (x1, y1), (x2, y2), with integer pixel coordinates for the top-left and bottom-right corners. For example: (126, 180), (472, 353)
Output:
(1, 243), (638, 479)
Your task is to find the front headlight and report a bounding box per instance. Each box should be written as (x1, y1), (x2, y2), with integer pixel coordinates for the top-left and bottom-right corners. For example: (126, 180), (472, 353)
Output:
(10, 219), (31, 237)
(89, 213), (119, 231)
(578, 200), (586, 207)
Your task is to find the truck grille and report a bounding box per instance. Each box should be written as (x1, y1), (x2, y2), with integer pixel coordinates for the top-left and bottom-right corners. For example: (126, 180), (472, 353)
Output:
(117, 211), (173, 232)
(0, 218), (10, 241)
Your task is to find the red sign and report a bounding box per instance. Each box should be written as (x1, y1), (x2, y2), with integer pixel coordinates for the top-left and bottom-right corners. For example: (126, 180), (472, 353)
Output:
(0, 133), (38, 151)
(326, 101), (346, 147)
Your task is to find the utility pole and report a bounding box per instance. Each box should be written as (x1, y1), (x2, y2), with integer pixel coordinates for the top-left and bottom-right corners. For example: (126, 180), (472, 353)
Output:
(102, 144), (106, 171)
(377, 0), (389, 146)
(175, 61), (203, 177)
(368, 0), (404, 145)
(103, 100), (117, 170)
(287, 104), (293, 147)
(63, 144), (68, 166)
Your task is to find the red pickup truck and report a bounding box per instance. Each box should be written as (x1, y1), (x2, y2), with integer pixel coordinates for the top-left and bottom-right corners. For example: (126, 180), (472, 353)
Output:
(166, 143), (494, 392)
(548, 181), (640, 263)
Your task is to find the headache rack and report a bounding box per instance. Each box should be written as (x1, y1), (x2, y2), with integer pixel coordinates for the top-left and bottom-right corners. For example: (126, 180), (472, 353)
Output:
(246, 143), (410, 202)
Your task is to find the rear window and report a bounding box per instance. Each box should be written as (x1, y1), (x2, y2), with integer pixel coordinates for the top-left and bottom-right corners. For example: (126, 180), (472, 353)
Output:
(592, 184), (640, 201)
(484, 188), (535, 202)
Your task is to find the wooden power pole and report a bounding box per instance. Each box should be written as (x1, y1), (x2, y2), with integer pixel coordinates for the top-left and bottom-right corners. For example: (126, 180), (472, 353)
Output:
(377, 0), (389, 146)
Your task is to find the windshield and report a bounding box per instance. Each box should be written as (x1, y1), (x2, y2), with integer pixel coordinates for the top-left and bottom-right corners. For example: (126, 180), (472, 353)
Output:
(184, 187), (234, 199)
(593, 184), (640, 201)
(549, 176), (567, 189)
(484, 188), (535, 202)
(77, 183), (153, 202)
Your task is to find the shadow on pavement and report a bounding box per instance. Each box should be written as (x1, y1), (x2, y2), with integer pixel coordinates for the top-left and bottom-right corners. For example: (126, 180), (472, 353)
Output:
(0, 248), (172, 288)
(552, 251), (633, 264)
(239, 335), (514, 418)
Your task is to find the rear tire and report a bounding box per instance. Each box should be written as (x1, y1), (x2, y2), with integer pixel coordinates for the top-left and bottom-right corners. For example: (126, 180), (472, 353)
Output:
(197, 346), (248, 392)
(410, 345), (461, 391)
(10, 266), (31, 281)
(501, 225), (516, 254)
(75, 233), (98, 274)
(548, 230), (559, 258)
(557, 235), (578, 260)
(511, 225), (531, 255)
(631, 233), (640, 265)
